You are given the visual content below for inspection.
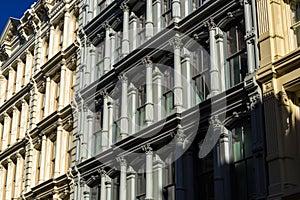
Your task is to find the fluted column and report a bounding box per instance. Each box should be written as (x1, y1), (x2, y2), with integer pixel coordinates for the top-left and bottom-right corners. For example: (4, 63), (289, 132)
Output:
(119, 75), (128, 140)
(19, 99), (28, 139)
(145, 0), (154, 40)
(128, 83), (137, 135)
(39, 135), (47, 183)
(110, 29), (116, 67)
(62, 12), (71, 50)
(172, 0), (181, 23)
(170, 34), (183, 112)
(142, 56), (154, 125)
(0, 74), (7, 105)
(104, 23), (111, 73)
(58, 65), (66, 110)
(117, 157), (127, 200)
(121, 3), (130, 57)
(101, 93), (109, 151)
(107, 97), (114, 147)
(48, 25), (55, 58)
(0, 165), (5, 199)
(10, 106), (20, 145)
(142, 145), (153, 200)
(24, 50), (33, 84)
(16, 59), (24, 91)
(14, 153), (23, 198)
(44, 76), (51, 116)
(7, 67), (16, 99)
(5, 158), (14, 200)
(54, 120), (63, 177)
(2, 113), (11, 150)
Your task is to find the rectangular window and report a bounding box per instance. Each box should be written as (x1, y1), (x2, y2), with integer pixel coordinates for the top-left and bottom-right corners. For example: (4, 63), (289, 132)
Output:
(291, 2), (300, 47)
(225, 19), (247, 89)
(51, 140), (56, 178)
(137, 85), (146, 128)
(113, 98), (121, 143)
(137, 168), (146, 200)
(115, 31), (123, 63)
(163, 69), (174, 116)
(162, 0), (172, 28)
(96, 41), (105, 78)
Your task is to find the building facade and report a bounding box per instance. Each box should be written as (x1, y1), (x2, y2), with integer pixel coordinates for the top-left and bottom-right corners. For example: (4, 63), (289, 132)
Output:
(256, 0), (300, 199)
(0, 0), (79, 199)
(74, 0), (268, 200)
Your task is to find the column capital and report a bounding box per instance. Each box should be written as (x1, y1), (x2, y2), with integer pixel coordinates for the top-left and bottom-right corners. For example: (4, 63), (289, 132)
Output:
(142, 144), (153, 155)
(16, 152), (22, 159)
(142, 56), (152, 66)
(116, 156), (127, 167)
(6, 158), (13, 164)
(97, 168), (107, 177)
(209, 115), (223, 130)
(120, 2), (129, 12)
(12, 106), (18, 112)
(175, 124), (185, 145)
(104, 21), (111, 30)
(169, 34), (182, 49)
(118, 73), (128, 83)
(204, 18), (216, 30)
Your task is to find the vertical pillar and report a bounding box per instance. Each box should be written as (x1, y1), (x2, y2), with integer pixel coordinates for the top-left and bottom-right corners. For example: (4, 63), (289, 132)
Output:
(44, 76), (51, 116)
(19, 99), (28, 139)
(7, 67), (16, 99)
(54, 120), (63, 177)
(110, 29), (116, 67)
(60, 129), (68, 173)
(153, 155), (163, 200)
(128, 83), (137, 135)
(172, 0), (181, 23)
(129, 13), (137, 51)
(30, 148), (38, 188)
(153, 0), (162, 33)
(142, 56), (154, 125)
(45, 138), (52, 180)
(39, 135), (47, 183)
(206, 20), (220, 96)
(104, 23), (111, 73)
(16, 59), (24, 92)
(121, 3), (130, 57)
(117, 156), (127, 200)
(62, 12), (71, 50)
(170, 34), (183, 112)
(181, 49), (192, 109)
(127, 167), (136, 200)
(10, 106), (20, 145)
(5, 158), (14, 200)
(48, 25), (55, 58)
(2, 113), (11, 150)
(14, 153), (23, 198)
(100, 171), (107, 200)
(0, 74), (7, 105)
(145, 0), (154, 40)
(24, 50), (33, 84)
(101, 94), (109, 151)
(90, 46), (96, 83)
(87, 110), (94, 157)
(119, 75), (128, 140)
(153, 67), (162, 121)
(58, 65), (66, 110)
(107, 97), (114, 147)
(106, 177), (112, 200)
(215, 28), (225, 92)
(142, 145), (153, 200)
(0, 165), (5, 200)
(64, 68), (72, 105)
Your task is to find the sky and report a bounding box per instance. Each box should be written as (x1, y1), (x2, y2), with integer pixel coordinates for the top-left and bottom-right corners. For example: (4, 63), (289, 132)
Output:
(0, 0), (37, 36)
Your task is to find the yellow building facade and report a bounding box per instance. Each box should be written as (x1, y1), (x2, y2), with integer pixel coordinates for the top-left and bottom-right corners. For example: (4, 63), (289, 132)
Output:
(257, 0), (300, 199)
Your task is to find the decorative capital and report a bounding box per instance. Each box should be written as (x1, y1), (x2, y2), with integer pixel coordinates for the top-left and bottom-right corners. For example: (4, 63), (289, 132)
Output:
(204, 18), (216, 30)
(169, 34), (182, 49)
(100, 88), (108, 97)
(247, 93), (261, 111)
(118, 73), (128, 82)
(120, 2), (129, 12)
(141, 56), (152, 66)
(209, 115), (222, 130)
(175, 124), (185, 144)
(142, 144), (153, 155)
(116, 156), (127, 167)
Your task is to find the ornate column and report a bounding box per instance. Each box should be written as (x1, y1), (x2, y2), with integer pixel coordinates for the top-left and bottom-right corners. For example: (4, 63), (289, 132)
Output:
(117, 156), (127, 200)
(2, 113), (11, 150)
(153, 67), (162, 121)
(7, 67), (16, 99)
(58, 64), (67, 110)
(0, 165), (5, 199)
(107, 97), (114, 147)
(119, 74), (129, 140)
(5, 158), (14, 200)
(104, 23), (111, 73)
(145, 0), (154, 40)
(101, 92), (109, 151)
(0, 74), (7, 105)
(16, 59), (24, 91)
(62, 11), (71, 50)
(181, 49), (192, 108)
(170, 34), (183, 112)
(205, 19), (220, 96)
(10, 106), (20, 145)
(172, 0), (181, 23)
(54, 120), (63, 177)
(24, 50), (33, 84)
(44, 76), (51, 116)
(128, 83), (137, 134)
(142, 144), (153, 200)
(121, 2), (130, 57)
(39, 135), (47, 183)
(110, 29), (116, 67)
(14, 153), (23, 198)
(142, 56), (154, 125)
